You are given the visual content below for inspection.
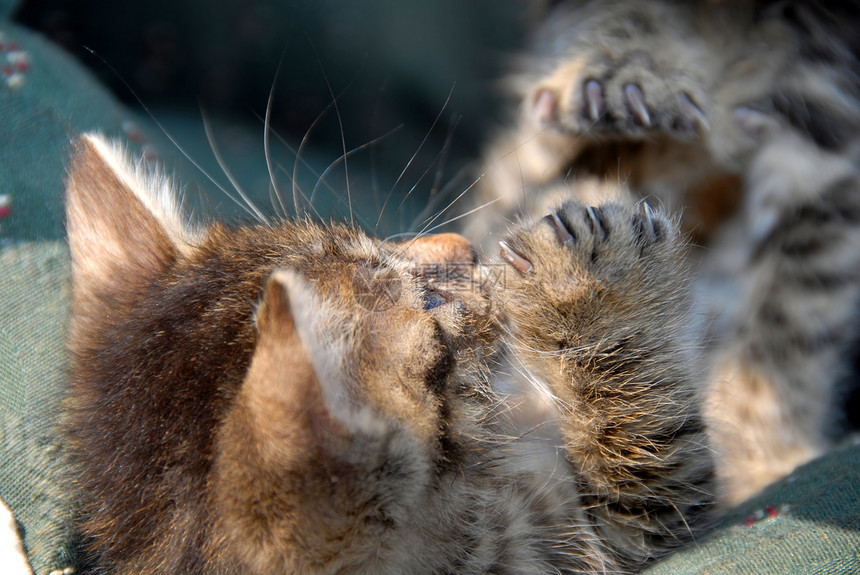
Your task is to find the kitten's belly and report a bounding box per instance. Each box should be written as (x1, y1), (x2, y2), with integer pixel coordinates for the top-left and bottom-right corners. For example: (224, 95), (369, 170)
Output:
(492, 369), (567, 475)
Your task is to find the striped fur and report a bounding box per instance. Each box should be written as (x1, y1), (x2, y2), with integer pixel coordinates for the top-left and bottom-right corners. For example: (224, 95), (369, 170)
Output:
(470, 0), (860, 504)
(64, 134), (715, 574)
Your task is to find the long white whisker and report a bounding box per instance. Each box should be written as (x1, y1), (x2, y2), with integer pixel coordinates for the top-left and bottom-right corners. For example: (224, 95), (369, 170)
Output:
(289, 54), (366, 220)
(417, 197), (504, 235)
(200, 110), (270, 225)
(310, 125), (403, 205)
(313, 52), (354, 226)
(413, 171), (484, 232)
(393, 175), (483, 258)
(83, 47), (269, 223)
(375, 83), (456, 233)
(273, 162), (324, 221)
(385, 114), (462, 238)
(251, 109), (347, 209)
(423, 113), (459, 208)
(408, 163), (471, 230)
(278, 161), (377, 231)
(264, 55), (289, 218)
(292, 99), (336, 221)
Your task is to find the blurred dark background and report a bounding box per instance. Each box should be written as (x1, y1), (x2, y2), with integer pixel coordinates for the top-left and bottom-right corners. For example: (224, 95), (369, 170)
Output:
(13, 0), (530, 233)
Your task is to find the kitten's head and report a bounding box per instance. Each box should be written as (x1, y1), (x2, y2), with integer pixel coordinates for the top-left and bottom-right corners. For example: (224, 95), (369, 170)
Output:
(64, 134), (500, 573)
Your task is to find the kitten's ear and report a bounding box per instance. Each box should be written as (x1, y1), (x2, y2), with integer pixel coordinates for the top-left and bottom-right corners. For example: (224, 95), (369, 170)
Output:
(65, 133), (197, 304)
(218, 272), (419, 572)
(241, 270), (383, 451)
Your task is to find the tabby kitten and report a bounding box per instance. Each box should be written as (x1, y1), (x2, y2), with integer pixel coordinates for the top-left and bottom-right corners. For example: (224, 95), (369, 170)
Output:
(472, 0), (860, 503)
(64, 133), (713, 574)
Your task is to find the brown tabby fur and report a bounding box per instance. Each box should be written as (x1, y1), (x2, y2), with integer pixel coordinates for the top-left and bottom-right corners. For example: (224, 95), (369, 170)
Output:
(470, 0), (860, 503)
(65, 133), (714, 574)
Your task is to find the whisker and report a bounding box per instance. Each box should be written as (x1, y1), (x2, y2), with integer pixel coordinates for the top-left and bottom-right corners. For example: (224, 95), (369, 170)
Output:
(290, 45), (366, 220)
(368, 77), (390, 225)
(292, 97), (337, 220)
(273, 161), (324, 221)
(409, 163), (473, 231)
(312, 44), (354, 226)
(375, 83), (456, 234)
(425, 113), (460, 210)
(418, 197), (504, 236)
(413, 171), (485, 233)
(310, 125), (404, 205)
(277, 161), (377, 231)
(250, 109), (345, 208)
(385, 114), (462, 239)
(83, 47), (267, 223)
(264, 50), (289, 218)
(200, 109), (270, 225)
(392, 175), (483, 258)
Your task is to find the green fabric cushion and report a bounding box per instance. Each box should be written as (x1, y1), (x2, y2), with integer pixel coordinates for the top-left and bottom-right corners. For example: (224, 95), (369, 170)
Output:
(644, 437), (860, 574)
(1, 242), (73, 574)
(0, 19), (136, 575)
(0, 22), (133, 241)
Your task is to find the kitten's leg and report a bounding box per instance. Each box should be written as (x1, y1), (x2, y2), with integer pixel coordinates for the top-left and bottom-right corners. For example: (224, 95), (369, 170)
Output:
(482, 3), (710, 186)
(699, 116), (860, 503)
(495, 201), (716, 568)
(472, 1), (714, 239)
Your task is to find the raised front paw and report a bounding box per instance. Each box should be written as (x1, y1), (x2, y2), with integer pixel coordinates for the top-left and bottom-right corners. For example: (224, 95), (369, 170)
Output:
(494, 201), (686, 346)
(531, 54), (709, 140)
(525, 3), (711, 141)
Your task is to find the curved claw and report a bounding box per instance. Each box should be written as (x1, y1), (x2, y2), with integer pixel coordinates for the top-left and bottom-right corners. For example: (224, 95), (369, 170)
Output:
(499, 241), (533, 274)
(625, 84), (651, 128)
(584, 80), (604, 122)
(637, 201), (658, 241)
(679, 93), (709, 131)
(586, 206), (607, 240)
(547, 207), (574, 244)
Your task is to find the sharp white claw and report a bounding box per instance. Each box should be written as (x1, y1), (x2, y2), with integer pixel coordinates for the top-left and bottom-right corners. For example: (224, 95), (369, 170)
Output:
(585, 80), (604, 122)
(499, 241), (534, 274)
(548, 208), (574, 243)
(625, 84), (651, 128)
(586, 206), (606, 239)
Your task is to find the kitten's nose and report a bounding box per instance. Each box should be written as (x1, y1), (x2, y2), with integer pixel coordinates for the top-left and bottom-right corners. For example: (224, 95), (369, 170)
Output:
(401, 233), (475, 265)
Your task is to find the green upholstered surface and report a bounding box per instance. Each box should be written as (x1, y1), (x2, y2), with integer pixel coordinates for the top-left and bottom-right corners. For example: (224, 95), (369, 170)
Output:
(0, 19), (139, 574)
(644, 437), (860, 575)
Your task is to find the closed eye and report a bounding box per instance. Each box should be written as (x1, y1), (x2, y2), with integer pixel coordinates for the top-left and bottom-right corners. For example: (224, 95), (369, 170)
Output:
(423, 292), (446, 311)
(420, 284), (452, 311)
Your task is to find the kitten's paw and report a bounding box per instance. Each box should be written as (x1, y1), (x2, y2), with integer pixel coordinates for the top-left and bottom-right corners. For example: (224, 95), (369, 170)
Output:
(495, 201), (685, 342)
(529, 50), (709, 140)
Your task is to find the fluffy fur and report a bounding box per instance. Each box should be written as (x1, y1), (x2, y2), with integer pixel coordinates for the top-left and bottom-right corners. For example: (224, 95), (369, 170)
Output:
(64, 133), (714, 574)
(64, 1), (858, 569)
(470, 0), (860, 503)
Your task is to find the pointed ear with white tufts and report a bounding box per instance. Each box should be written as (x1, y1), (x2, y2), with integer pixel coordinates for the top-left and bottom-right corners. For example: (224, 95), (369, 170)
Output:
(65, 133), (197, 309)
(216, 271), (425, 572)
(239, 270), (387, 453)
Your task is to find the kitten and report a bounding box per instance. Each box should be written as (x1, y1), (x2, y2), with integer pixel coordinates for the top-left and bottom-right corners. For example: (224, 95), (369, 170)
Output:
(471, 0), (860, 503)
(64, 133), (714, 574)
